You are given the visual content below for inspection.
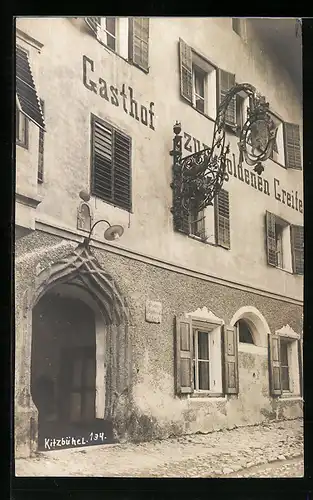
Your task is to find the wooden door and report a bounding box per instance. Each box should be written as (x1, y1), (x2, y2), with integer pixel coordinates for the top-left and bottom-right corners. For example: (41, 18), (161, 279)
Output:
(59, 346), (96, 423)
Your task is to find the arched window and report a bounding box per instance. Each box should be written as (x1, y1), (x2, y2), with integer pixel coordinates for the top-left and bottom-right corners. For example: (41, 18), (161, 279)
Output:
(236, 319), (255, 344)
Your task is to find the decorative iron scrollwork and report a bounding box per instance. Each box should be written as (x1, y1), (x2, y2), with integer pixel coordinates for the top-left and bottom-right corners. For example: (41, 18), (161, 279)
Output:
(171, 83), (277, 216)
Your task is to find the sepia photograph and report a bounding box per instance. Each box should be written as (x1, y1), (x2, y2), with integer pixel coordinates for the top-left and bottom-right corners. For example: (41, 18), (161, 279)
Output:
(14, 16), (303, 478)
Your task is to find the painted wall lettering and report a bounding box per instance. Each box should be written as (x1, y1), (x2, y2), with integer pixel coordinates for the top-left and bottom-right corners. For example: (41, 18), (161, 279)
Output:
(182, 129), (303, 213)
(83, 55), (156, 131)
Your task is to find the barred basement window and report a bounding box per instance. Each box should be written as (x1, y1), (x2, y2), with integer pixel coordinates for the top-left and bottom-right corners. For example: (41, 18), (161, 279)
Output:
(91, 115), (132, 212)
(236, 319), (254, 344)
(215, 189), (231, 249)
(37, 99), (45, 183)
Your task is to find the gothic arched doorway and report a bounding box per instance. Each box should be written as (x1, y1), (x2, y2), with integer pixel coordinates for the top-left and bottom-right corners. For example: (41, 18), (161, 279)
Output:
(25, 243), (131, 452)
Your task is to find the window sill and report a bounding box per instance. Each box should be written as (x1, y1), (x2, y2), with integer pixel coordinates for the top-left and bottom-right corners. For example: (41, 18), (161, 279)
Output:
(278, 394), (303, 401)
(187, 234), (229, 251)
(190, 392), (225, 400)
(16, 141), (29, 150)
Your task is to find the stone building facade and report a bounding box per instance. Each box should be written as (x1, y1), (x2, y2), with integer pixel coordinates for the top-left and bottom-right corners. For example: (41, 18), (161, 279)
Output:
(15, 17), (303, 458)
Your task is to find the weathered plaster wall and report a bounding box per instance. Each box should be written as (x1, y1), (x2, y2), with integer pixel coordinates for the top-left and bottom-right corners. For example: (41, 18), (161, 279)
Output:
(15, 232), (303, 454)
(15, 17), (303, 301)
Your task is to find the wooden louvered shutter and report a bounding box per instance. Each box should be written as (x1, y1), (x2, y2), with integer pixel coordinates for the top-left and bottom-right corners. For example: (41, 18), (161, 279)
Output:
(268, 334), (282, 396)
(113, 130), (132, 211)
(91, 117), (114, 203)
(85, 17), (101, 34)
(16, 46), (45, 130)
(175, 315), (193, 394)
(129, 18), (149, 72)
(284, 122), (302, 170)
(179, 39), (193, 103)
(91, 116), (132, 211)
(218, 70), (236, 126)
(291, 225), (304, 275)
(265, 211), (277, 267)
(37, 99), (45, 183)
(222, 325), (239, 394)
(215, 189), (230, 249)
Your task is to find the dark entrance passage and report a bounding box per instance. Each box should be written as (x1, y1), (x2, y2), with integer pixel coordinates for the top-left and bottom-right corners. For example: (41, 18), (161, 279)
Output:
(31, 291), (114, 451)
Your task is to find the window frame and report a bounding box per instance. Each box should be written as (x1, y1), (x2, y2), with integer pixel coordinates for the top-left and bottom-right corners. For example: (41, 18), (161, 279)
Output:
(193, 327), (211, 392)
(16, 109), (29, 149)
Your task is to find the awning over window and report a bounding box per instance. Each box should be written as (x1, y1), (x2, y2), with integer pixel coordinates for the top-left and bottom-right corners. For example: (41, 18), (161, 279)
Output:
(16, 46), (45, 130)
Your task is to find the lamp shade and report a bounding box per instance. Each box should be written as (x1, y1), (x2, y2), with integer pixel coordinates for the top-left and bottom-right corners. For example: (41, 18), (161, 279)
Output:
(104, 225), (124, 241)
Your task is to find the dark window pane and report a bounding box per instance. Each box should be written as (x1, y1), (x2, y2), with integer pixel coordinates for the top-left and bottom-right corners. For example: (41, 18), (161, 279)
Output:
(194, 68), (205, 97)
(198, 331), (209, 360)
(281, 366), (290, 391)
(238, 320), (254, 344)
(106, 17), (116, 36)
(195, 96), (205, 113)
(199, 361), (210, 390)
(280, 340), (289, 366)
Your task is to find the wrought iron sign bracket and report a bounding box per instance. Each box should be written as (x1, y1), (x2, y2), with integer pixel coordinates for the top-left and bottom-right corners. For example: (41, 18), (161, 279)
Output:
(171, 83), (277, 218)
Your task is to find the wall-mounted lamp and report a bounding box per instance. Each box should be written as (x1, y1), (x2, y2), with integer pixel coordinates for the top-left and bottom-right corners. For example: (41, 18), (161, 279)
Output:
(78, 191), (124, 247)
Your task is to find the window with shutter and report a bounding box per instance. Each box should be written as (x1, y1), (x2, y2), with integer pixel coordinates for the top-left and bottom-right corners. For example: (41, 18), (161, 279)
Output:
(85, 17), (149, 73)
(215, 189), (230, 249)
(129, 18), (149, 72)
(268, 334), (282, 396)
(218, 69), (236, 127)
(265, 211), (277, 267)
(291, 225), (304, 275)
(222, 325), (239, 394)
(175, 315), (224, 396)
(91, 115), (132, 212)
(284, 122), (302, 170)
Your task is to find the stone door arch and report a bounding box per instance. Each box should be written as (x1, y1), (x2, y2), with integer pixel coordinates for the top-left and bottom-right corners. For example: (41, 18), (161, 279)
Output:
(15, 242), (131, 456)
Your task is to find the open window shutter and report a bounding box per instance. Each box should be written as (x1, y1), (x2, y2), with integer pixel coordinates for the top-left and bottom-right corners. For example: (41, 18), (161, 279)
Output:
(129, 18), (149, 72)
(284, 122), (302, 170)
(218, 70), (236, 126)
(85, 17), (101, 35)
(291, 225), (304, 275)
(215, 189), (230, 249)
(16, 46), (45, 130)
(298, 338), (303, 397)
(179, 39), (193, 103)
(268, 334), (282, 396)
(175, 315), (193, 394)
(265, 211), (277, 267)
(113, 129), (132, 211)
(222, 325), (239, 394)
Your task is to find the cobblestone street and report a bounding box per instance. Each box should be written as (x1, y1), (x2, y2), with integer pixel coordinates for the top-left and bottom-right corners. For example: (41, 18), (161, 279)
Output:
(15, 418), (303, 478)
